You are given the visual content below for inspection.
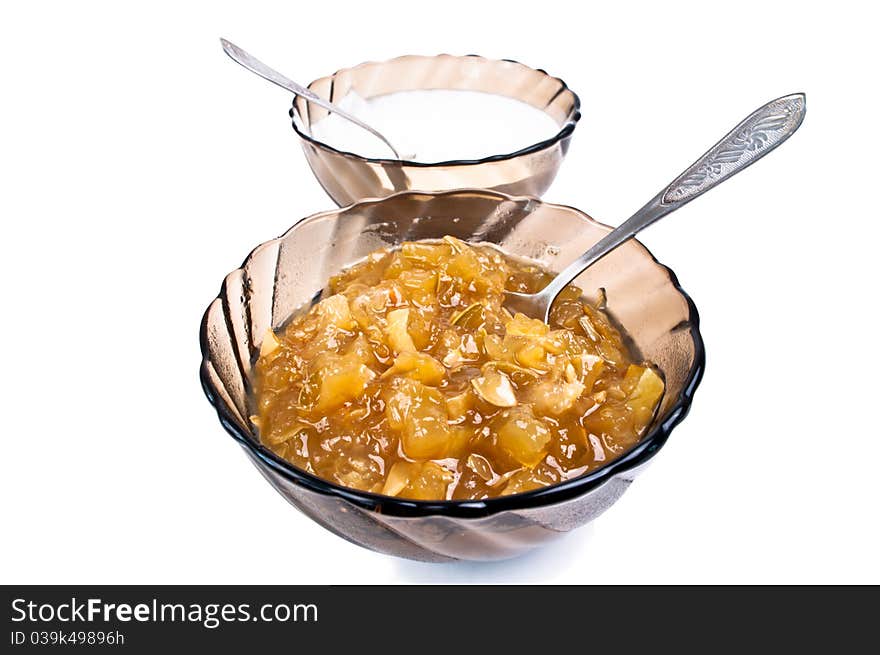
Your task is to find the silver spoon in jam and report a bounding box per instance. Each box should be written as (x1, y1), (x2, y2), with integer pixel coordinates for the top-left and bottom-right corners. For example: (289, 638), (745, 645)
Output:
(220, 38), (404, 160)
(505, 93), (806, 322)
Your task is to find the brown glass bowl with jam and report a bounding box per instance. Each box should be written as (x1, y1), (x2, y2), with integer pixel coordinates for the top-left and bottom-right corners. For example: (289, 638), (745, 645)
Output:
(199, 189), (703, 562)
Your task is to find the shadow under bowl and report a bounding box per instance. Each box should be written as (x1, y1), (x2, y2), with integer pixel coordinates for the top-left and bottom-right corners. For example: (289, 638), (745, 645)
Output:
(199, 189), (704, 562)
(290, 54), (581, 206)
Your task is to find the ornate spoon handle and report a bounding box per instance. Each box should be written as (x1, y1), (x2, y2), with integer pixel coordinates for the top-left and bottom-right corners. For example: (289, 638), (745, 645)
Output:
(662, 93), (806, 204)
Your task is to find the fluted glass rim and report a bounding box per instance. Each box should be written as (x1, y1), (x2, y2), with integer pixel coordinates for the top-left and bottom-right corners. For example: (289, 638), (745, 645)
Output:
(199, 189), (704, 519)
(288, 53), (582, 167)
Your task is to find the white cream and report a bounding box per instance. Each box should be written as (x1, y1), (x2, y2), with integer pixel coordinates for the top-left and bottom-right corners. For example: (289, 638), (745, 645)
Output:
(301, 89), (561, 163)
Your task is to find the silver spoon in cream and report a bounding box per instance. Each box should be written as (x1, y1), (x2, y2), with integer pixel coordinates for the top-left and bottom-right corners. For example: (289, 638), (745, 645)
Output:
(220, 38), (403, 160)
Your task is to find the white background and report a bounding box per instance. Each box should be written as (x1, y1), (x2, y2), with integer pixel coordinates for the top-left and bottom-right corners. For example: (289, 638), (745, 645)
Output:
(1, 1), (877, 584)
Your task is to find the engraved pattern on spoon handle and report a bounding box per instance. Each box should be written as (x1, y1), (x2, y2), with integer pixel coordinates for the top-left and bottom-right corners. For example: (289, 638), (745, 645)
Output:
(662, 93), (806, 205)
